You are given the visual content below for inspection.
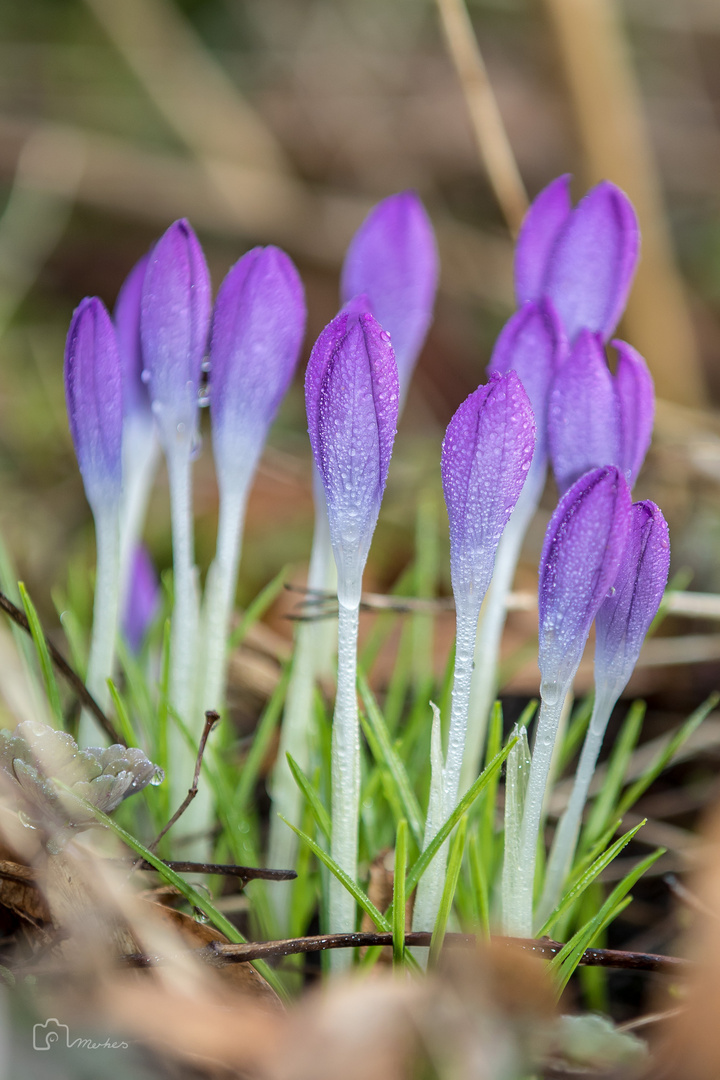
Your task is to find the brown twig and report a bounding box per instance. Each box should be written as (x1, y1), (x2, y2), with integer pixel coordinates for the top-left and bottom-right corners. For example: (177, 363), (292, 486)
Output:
(0, 589), (122, 744)
(146, 711), (219, 854)
(134, 860), (296, 882)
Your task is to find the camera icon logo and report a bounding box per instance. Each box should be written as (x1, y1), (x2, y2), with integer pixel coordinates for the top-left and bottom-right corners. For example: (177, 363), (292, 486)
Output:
(33, 1018), (69, 1051)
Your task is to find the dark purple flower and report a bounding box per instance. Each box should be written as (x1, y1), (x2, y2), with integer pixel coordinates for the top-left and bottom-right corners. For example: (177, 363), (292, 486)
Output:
(114, 254), (151, 424)
(595, 500), (669, 694)
(305, 310), (399, 603)
(140, 219), (210, 443)
(487, 299), (566, 462)
(548, 332), (654, 494)
(442, 371), (536, 613)
(210, 246), (306, 491)
(122, 544), (160, 652)
(64, 297), (123, 509)
(340, 192), (438, 397)
(516, 177), (639, 343)
(538, 466), (632, 692)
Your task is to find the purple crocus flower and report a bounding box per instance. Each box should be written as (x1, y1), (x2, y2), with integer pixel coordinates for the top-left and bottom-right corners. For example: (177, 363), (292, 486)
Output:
(442, 371), (536, 614)
(340, 192), (438, 399)
(305, 310), (399, 605)
(595, 500), (670, 694)
(141, 219), (211, 445)
(64, 297), (123, 511)
(210, 246), (306, 493)
(538, 465), (632, 693)
(515, 176), (639, 343)
(122, 544), (160, 652)
(548, 331), (654, 494)
(115, 253), (151, 426)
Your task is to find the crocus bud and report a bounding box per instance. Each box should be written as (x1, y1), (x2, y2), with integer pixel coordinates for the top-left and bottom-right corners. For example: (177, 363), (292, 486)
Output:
(487, 299), (566, 463)
(548, 332), (654, 494)
(595, 500), (669, 695)
(141, 219), (211, 447)
(340, 192), (438, 397)
(442, 371), (536, 614)
(122, 545), (160, 652)
(305, 311), (399, 606)
(515, 177), (639, 343)
(64, 297), (123, 511)
(538, 466), (632, 695)
(115, 253), (152, 426)
(210, 246), (306, 494)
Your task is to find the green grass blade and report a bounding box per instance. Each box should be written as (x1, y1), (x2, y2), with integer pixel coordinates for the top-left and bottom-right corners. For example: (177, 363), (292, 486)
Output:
(429, 814), (468, 968)
(286, 753), (331, 841)
(227, 566), (289, 651)
(583, 701), (645, 848)
(393, 818), (408, 967)
(18, 581), (64, 727)
(233, 666), (289, 817)
(107, 678), (140, 748)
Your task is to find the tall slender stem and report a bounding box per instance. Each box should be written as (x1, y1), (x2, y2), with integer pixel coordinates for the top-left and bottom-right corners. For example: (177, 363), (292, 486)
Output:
(329, 598), (360, 970)
(79, 503), (121, 745)
(538, 682), (618, 921)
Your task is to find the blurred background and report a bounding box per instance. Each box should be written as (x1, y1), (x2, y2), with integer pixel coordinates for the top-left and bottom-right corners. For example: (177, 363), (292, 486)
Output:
(0, 0), (720, 716)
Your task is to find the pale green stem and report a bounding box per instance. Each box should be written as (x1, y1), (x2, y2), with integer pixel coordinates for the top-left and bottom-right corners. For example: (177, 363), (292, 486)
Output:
(461, 461), (546, 793)
(78, 503), (121, 746)
(503, 681), (569, 936)
(329, 598), (360, 970)
(118, 417), (160, 608)
(501, 725), (532, 928)
(538, 681), (619, 922)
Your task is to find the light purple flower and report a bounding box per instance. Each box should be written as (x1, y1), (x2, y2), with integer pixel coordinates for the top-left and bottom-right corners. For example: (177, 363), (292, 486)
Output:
(442, 371), (536, 613)
(210, 246), (306, 491)
(516, 177), (639, 343)
(305, 310), (399, 602)
(114, 254), (151, 424)
(595, 500), (669, 694)
(122, 545), (160, 652)
(340, 192), (438, 396)
(140, 219), (211, 443)
(64, 297), (123, 510)
(548, 331), (654, 494)
(487, 299), (566, 463)
(538, 466), (632, 692)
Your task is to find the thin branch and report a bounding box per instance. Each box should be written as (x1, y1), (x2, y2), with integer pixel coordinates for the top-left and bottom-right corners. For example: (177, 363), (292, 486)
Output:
(146, 710), (219, 853)
(0, 588), (121, 744)
(135, 860), (296, 882)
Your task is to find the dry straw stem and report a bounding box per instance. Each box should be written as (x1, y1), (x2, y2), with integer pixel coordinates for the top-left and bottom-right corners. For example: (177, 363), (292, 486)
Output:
(544, 0), (706, 408)
(435, 0), (528, 236)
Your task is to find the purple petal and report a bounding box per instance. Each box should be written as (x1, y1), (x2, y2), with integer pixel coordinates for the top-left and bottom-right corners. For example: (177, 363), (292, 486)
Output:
(210, 246), (306, 490)
(305, 311), (399, 592)
(122, 544), (160, 652)
(613, 340), (654, 486)
(64, 297), (123, 509)
(488, 299), (567, 461)
(114, 254), (151, 423)
(441, 371), (536, 612)
(514, 175), (572, 306)
(538, 466), (632, 690)
(141, 219), (211, 441)
(544, 181), (639, 342)
(340, 191), (438, 397)
(595, 500), (669, 692)
(548, 330), (622, 495)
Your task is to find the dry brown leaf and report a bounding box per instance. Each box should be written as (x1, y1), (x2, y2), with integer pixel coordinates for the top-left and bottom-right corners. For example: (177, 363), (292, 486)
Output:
(0, 858), (50, 923)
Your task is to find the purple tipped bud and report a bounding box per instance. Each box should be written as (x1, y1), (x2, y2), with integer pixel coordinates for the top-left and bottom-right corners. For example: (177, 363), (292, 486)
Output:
(114, 254), (151, 423)
(595, 500), (669, 694)
(544, 181), (639, 343)
(141, 219), (211, 443)
(548, 330), (621, 494)
(442, 371), (536, 612)
(538, 466), (632, 693)
(210, 246), (306, 492)
(64, 297), (123, 510)
(122, 545), (160, 652)
(613, 340), (655, 486)
(488, 299), (567, 462)
(305, 311), (399, 603)
(515, 175), (572, 306)
(340, 191), (438, 396)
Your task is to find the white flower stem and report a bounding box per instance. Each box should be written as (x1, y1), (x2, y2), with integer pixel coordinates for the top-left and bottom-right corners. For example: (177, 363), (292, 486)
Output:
(537, 681), (618, 922)
(503, 683), (569, 936)
(460, 462), (546, 794)
(329, 597), (361, 970)
(79, 503), (121, 746)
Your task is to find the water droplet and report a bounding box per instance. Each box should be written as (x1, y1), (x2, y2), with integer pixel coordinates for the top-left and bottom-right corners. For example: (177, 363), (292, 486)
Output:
(607, 585), (616, 596)
(201, 359), (211, 373)
(192, 908), (209, 924)
(379, 330), (391, 342)
(149, 767), (165, 787)
(176, 422), (186, 435)
(140, 369), (151, 384)
(198, 386), (210, 408)
(18, 811), (36, 830)
(190, 435), (202, 461)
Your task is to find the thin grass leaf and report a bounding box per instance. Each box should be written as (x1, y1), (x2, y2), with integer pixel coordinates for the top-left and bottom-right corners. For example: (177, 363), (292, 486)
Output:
(285, 753), (331, 841)
(393, 818), (408, 966)
(468, 828), (490, 938)
(228, 565), (289, 650)
(233, 666), (289, 816)
(429, 814), (468, 968)
(107, 678), (140, 748)
(18, 582), (64, 727)
(583, 701), (645, 848)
